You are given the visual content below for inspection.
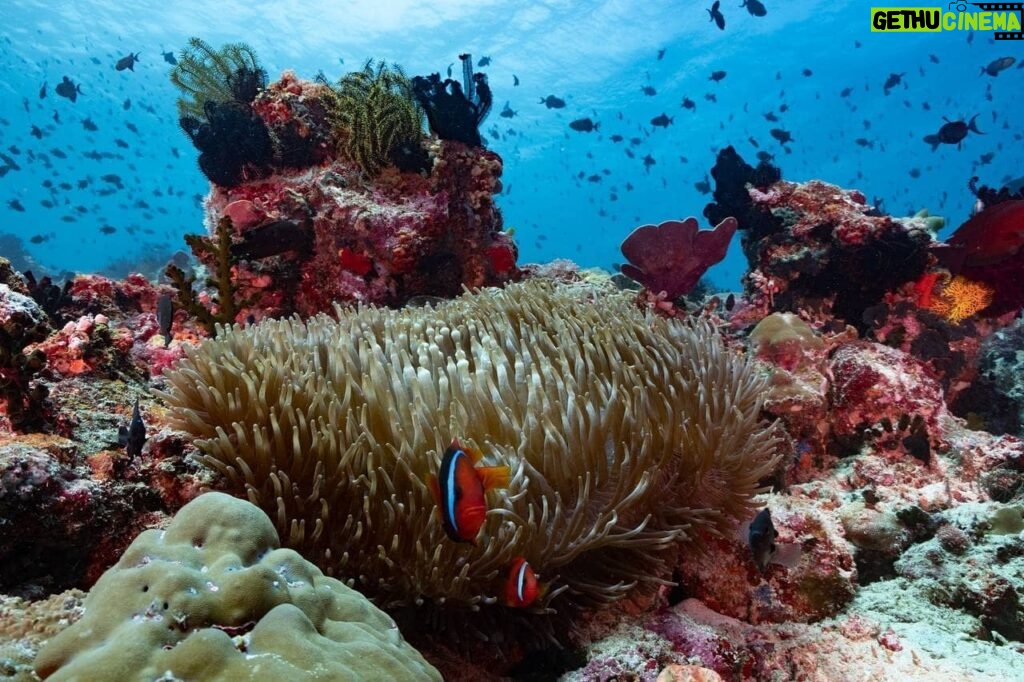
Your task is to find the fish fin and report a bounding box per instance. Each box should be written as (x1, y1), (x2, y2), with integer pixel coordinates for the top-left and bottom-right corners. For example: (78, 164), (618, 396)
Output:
(427, 474), (441, 508)
(477, 465), (511, 491)
(771, 543), (803, 569)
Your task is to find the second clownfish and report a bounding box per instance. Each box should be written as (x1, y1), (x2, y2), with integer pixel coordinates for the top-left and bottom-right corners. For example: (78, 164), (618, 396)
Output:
(503, 556), (545, 608)
(428, 438), (511, 544)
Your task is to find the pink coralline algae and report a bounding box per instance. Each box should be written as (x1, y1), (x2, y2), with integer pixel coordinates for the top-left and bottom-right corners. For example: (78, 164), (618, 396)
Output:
(192, 73), (519, 316)
(828, 341), (946, 459)
(619, 216), (737, 300)
(741, 179), (933, 330)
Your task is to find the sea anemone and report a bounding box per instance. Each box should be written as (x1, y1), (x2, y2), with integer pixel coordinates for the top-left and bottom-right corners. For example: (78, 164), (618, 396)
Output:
(159, 281), (782, 644)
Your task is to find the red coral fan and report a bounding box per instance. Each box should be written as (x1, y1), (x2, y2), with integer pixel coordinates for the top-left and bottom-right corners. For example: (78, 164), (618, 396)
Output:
(619, 216), (737, 299)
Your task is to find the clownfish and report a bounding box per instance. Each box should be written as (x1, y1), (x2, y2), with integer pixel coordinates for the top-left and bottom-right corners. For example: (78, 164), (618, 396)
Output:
(503, 556), (545, 608)
(427, 439), (511, 544)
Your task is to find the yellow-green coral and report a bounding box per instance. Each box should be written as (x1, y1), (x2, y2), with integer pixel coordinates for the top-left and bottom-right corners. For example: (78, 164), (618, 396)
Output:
(334, 59), (425, 176)
(33, 492), (441, 681)
(170, 37), (264, 119)
(158, 281), (783, 643)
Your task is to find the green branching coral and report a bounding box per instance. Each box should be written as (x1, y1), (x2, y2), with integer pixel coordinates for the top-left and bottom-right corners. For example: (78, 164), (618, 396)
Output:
(159, 281), (783, 644)
(333, 60), (427, 176)
(165, 217), (248, 336)
(170, 37), (265, 119)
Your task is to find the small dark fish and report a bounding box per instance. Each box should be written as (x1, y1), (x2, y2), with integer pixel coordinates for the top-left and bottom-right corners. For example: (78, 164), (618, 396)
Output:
(980, 56), (1015, 77)
(7, 199), (25, 212)
(650, 113), (673, 128)
(587, 174), (602, 183)
(123, 98), (131, 110)
(38, 81), (46, 99)
(640, 85), (657, 96)
(115, 52), (140, 72)
(569, 117), (599, 132)
(161, 50), (177, 65)
(610, 134), (624, 143)
(924, 115), (983, 151)
(55, 76), (82, 102)
(854, 137), (874, 149)
(657, 48), (666, 60)
(747, 135), (759, 148)
(708, 0), (726, 30)
(694, 176), (711, 194)
(909, 168), (921, 178)
(681, 97), (696, 111)
(539, 95), (566, 109)
(705, 92), (717, 103)
(741, 0), (767, 17)
(642, 154), (656, 172)
(477, 56), (491, 67)
(770, 128), (794, 144)
(125, 122), (139, 134)
(29, 234), (48, 244)
(756, 150), (774, 163)
(840, 87), (853, 98)
(82, 117), (98, 131)
(725, 293), (735, 311)
(929, 54), (940, 64)
(500, 101), (516, 118)
(883, 72), (904, 96)
(118, 399), (147, 458)
(763, 111), (779, 122)
(978, 152), (994, 165)
(50, 148), (67, 159)
(156, 293), (174, 346)
(99, 225), (116, 234)
(802, 68), (813, 77)
(709, 70), (727, 82)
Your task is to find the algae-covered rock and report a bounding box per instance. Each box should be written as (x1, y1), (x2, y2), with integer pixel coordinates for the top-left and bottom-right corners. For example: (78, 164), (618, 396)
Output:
(33, 492), (440, 681)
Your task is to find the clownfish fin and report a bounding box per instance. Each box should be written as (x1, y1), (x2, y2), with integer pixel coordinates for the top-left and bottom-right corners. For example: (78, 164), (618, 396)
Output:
(426, 474), (441, 508)
(477, 465), (511, 491)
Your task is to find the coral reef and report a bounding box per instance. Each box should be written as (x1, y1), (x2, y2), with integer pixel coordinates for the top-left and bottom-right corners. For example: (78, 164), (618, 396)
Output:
(0, 283), (51, 431)
(158, 281), (784, 645)
(34, 492), (441, 681)
(619, 216), (737, 300)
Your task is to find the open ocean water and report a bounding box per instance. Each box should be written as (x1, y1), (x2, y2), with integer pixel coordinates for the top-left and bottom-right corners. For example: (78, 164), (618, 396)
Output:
(0, 0), (1020, 289)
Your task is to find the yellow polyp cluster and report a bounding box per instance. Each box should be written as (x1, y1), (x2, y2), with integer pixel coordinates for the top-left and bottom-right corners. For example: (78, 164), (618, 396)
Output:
(926, 275), (995, 324)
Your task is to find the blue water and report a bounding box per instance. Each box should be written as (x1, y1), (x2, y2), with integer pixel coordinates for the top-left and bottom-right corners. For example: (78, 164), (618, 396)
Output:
(1, 1), (1020, 289)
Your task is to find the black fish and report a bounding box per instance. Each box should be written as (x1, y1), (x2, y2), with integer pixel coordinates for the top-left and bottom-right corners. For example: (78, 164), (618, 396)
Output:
(642, 154), (656, 172)
(477, 56), (491, 67)
(38, 81), (46, 99)
(882, 72), (904, 96)
(161, 50), (177, 65)
(610, 134), (624, 142)
(708, 0), (725, 30)
(123, 98), (131, 110)
(640, 85), (657, 96)
(499, 101), (516, 118)
(709, 70), (727, 82)
(650, 113), (673, 128)
(924, 115), (983, 151)
(748, 508), (777, 573)
(55, 76), (82, 102)
(82, 117), (98, 132)
(741, 0), (767, 16)
(156, 293), (174, 347)
(118, 399), (147, 458)
(681, 97), (696, 111)
(115, 52), (140, 71)
(657, 48), (666, 60)
(839, 87), (852, 98)
(694, 176), (711, 194)
(7, 199), (25, 212)
(569, 117), (599, 132)
(980, 56), (1015, 77)
(539, 95), (566, 109)
(770, 128), (794, 144)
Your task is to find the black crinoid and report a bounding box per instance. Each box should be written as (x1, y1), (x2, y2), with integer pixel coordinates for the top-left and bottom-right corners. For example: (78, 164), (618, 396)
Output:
(411, 53), (492, 147)
(179, 99), (273, 188)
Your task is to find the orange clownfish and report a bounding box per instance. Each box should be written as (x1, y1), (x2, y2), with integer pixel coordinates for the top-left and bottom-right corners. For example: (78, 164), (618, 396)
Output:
(503, 556), (544, 608)
(427, 438), (511, 544)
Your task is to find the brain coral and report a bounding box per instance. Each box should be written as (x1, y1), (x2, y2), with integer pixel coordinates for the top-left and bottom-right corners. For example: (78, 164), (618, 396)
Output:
(33, 492), (441, 681)
(158, 281), (782, 643)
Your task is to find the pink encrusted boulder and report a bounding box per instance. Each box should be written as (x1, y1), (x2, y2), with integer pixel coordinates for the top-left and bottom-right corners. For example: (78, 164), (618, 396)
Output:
(828, 341), (947, 459)
(619, 216), (737, 300)
(674, 497), (856, 625)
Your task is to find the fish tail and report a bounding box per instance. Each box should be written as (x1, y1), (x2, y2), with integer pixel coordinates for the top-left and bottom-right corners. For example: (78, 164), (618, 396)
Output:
(594, 122), (600, 131)
(968, 115), (983, 135)
(477, 465), (511, 491)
